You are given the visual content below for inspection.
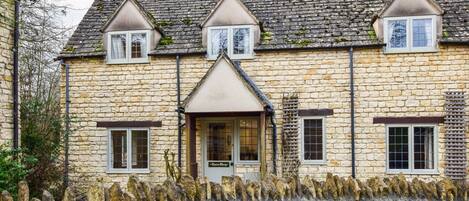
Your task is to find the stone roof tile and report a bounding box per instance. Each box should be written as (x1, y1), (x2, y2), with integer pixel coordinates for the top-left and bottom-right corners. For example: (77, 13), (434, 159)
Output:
(60, 0), (469, 57)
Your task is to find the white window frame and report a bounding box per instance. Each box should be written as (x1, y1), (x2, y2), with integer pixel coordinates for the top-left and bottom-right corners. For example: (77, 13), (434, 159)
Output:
(235, 118), (261, 164)
(107, 128), (150, 174)
(384, 15), (437, 53)
(106, 30), (151, 64)
(207, 25), (255, 60)
(385, 124), (438, 174)
(300, 116), (327, 165)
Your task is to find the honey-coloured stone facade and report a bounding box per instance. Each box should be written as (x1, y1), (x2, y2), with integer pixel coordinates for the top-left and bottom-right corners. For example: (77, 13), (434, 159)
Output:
(62, 45), (469, 188)
(0, 0), (14, 146)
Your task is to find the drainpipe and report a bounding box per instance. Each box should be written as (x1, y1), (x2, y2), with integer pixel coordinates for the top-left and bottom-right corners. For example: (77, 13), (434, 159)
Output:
(176, 55), (183, 167)
(349, 47), (356, 178)
(12, 0), (20, 150)
(63, 62), (71, 188)
(270, 112), (277, 175)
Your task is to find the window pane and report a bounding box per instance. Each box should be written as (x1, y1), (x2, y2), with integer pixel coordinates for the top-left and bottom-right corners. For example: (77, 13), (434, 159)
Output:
(239, 119), (258, 161)
(233, 28), (250, 55)
(131, 33), (147, 59)
(303, 119), (323, 161)
(207, 123), (233, 161)
(388, 127), (409, 170)
(210, 29), (228, 56)
(111, 34), (127, 59)
(414, 127), (434, 169)
(412, 19), (432, 48)
(111, 130), (127, 169)
(388, 20), (407, 48)
(131, 130), (148, 169)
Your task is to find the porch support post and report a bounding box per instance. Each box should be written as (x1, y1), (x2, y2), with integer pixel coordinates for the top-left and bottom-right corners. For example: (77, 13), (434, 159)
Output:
(185, 114), (198, 178)
(260, 111), (267, 179)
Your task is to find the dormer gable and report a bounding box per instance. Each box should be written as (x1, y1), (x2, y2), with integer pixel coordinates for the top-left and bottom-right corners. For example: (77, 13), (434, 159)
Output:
(373, 0), (444, 53)
(103, 0), (158, 32)
(378, 0), (443, 18)
(102, 0), (162, 64)
(201, 0), (261, 60)
(201, 0), (259, 27)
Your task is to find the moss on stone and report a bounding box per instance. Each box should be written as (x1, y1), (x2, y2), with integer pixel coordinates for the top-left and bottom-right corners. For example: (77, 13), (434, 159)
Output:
(157, 20), (173, 27)
(182, 18), (192, 25)
(286, 38), (312, 47)
(294, 27), (308, 36)
(443, 31), (449, 39)
(368, 28), (378, 41)
(64, 45), (76, 53)
(334, 37), (348, 43)
(261, 31), (273, 43)
(159, 36), (173, 46)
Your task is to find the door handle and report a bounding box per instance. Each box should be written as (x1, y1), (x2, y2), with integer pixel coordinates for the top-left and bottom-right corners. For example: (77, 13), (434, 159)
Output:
(230, 162), (234, 166)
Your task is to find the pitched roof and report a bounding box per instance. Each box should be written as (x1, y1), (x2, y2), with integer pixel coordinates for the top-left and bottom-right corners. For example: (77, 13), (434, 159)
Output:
(182, 52), (274, 112)
(60, 0), (469, 58)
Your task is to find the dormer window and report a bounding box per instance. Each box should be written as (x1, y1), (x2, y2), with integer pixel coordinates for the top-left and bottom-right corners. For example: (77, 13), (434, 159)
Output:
(107, 31), (150, 64)
(207, 26), (254, 60)
(384, 16), (437, 53)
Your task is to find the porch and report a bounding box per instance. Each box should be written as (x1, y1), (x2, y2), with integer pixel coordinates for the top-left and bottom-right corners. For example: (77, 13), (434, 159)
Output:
(182, 54), (273, 182)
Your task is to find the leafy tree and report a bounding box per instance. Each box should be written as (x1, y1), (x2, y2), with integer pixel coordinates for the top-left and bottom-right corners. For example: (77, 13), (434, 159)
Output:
(18, 0), (73, 198)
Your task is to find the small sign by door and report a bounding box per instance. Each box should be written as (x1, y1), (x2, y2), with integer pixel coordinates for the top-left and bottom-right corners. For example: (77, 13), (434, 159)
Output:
(208, 162), (230, 167)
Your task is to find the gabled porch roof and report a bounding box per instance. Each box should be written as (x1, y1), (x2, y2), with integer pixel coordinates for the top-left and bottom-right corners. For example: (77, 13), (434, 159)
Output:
(182, 53), (273, 114)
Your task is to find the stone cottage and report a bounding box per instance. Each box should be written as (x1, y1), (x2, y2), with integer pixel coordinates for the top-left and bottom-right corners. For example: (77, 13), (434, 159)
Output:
(59, 0), (469, 186)
(0, 0), (17, 147)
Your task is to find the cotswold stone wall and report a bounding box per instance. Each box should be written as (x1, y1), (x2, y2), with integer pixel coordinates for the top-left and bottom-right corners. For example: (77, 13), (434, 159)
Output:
(0, 0), (14, 146)
(62, 45), (469, 187)
(4, 174), (469, 201)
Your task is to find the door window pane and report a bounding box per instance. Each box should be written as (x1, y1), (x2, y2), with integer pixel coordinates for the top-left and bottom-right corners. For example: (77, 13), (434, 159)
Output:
(210, 29), (228, 56)
(413, 127), (434, 169)
(303, 119), (324, 161)
(132, 130), (148, 169)
(233, 28), (250, 55)
(111, 130), (127, 169)
(412, 19), (432, 48)
(110, 34), (127, 59)
(131, 33), (147, 58)
(207, 123), (232, 161)
(239, 119), (258, 161)
(388, 127), (409, 170)
(388, 20), (407, 48)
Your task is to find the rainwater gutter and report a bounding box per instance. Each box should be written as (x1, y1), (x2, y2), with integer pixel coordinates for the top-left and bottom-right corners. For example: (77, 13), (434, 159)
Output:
(63, 61), (71, 188)
(12, 0), (20, 149)
(176, 55), (184, 167)
(349, 47), (356, 178)
(270, 112), (277, 175)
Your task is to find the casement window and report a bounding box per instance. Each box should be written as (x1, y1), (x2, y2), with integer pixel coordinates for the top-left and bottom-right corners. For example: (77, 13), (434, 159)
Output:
(301, 117), (326, 164)
(238, 119), (259, 162)
(207, 26), (254, 60)
(384, 16), (437, 53)
(386, 125), (437, 174)
(107, 30), (150, 64)
(108, 128), (150, 173)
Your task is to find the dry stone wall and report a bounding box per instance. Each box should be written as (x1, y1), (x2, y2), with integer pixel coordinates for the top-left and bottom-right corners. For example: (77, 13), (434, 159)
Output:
(62, 45), (469, 187)
(3, 173), (469, 201)
(0, 0), (14, 146)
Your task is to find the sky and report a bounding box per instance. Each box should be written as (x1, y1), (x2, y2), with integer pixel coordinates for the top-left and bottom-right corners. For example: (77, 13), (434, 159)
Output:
(55, 0), (94, 28)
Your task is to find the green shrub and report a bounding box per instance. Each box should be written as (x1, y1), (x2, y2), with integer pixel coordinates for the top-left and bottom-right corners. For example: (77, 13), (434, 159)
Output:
(0, 147), (37, 198)
(21, 97), (64, 198)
